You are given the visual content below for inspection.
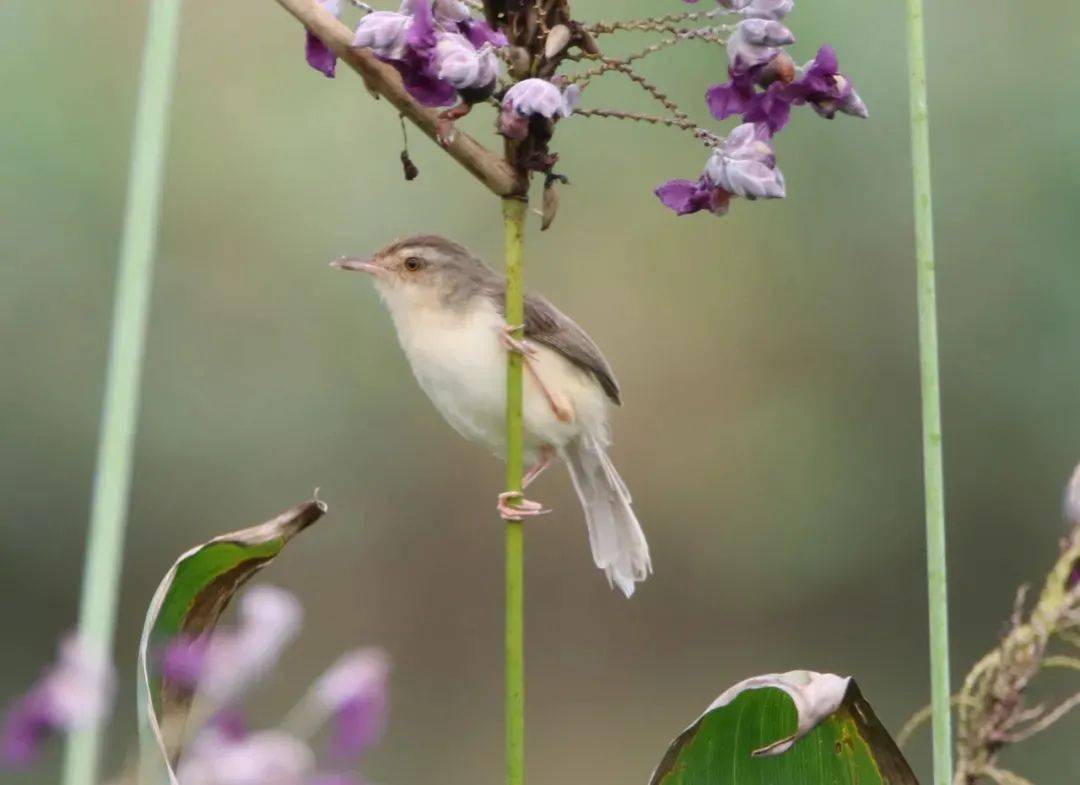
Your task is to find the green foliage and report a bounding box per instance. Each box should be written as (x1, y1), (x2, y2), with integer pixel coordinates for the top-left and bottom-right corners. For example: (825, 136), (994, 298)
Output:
(136, 500), (327, 785)
(650, 672), (918, 785)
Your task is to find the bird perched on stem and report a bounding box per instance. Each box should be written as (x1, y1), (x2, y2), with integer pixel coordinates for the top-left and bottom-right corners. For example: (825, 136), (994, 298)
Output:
(331, 235), (650, 596)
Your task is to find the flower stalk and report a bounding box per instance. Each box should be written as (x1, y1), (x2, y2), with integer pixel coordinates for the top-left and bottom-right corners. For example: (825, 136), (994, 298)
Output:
(502, 196), (527, 785)
(904, 0), (952, 782)
(61, 1), (183, 784)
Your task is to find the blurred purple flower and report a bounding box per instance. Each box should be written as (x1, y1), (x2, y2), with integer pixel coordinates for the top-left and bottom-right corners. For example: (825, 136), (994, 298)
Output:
(499, 78), (580, 139)
(162, 634), (209, 689)
(788, 45), (868, 120)
(655, 178), (731, 217)
(738, 0), (793, 19)
(2, 636), (115, 768)
(178, 730), (314, 785)
(705, 122), (785, 199)
(182, 586), (303, 706)
(313, 649), (390, 760)
(305, 0), (342, 78)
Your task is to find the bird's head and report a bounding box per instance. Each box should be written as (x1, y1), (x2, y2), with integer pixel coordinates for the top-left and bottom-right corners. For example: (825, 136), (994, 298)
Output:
(331, 234), (492, 311)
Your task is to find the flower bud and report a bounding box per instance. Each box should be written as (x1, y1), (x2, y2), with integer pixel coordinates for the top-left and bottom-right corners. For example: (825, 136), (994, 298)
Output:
(739, 0), (794, 20)
(544, 24), (572, 60)
(352, 11), (411, 59)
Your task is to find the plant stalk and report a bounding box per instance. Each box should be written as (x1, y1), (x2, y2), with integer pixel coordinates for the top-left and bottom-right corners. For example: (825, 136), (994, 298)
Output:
(502, 196), (527, 785)
(62, 1), (183, 784)
(904, 1), (953, 783)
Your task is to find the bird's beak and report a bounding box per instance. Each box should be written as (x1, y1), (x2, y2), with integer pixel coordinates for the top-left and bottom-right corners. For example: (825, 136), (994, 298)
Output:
(330, 256), (383, 276)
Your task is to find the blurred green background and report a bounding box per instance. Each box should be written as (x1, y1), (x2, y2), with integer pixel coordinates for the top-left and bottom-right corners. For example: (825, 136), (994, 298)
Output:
(3, 0), (1079, 782)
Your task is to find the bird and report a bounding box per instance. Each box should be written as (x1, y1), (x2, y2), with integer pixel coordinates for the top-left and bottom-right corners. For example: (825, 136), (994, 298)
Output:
(331, 234), (651, 597)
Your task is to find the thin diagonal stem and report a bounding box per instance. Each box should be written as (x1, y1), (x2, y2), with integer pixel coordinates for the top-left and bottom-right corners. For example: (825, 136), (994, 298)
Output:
(502, 196), (527, 785)
(61, 1), (182, 784)
(904, 0), (953, 783)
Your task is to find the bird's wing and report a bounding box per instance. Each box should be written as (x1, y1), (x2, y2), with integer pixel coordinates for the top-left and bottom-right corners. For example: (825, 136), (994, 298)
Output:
(521, 292), (622, 405)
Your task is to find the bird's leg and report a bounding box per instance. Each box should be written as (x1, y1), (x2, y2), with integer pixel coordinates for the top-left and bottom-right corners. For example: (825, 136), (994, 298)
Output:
(497, 491), (551, 521)
(522, 445), (554, 488)
(436, 104), (471, 146)
(498, 324), (574, 424)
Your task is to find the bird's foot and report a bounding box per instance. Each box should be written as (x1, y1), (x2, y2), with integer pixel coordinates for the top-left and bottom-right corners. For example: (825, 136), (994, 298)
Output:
(497, 491), (551, 521)
(436, 105), (470, 146)
(499, 323), (537, 357)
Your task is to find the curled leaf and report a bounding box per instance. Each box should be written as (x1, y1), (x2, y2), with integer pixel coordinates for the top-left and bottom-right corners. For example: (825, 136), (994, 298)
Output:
(137, 500), (327, 785)
(650, 671), (918, 785)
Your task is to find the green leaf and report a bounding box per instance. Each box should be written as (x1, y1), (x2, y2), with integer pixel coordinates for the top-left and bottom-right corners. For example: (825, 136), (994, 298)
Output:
(136, 499), (327, 785)
(650, 671), (919, 785)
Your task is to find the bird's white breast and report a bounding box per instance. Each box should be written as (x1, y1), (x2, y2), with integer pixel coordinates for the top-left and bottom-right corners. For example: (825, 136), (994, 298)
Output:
(379, 286), (609, 460)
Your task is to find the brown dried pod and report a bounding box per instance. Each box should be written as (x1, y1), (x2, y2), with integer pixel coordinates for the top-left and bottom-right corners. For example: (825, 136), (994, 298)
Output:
(577, 27), (601, 56)
(400, 150), (419, 181)
(541, 181), (559, 231)
(544, 24), (571, 60)
(507, 46), (532, 79)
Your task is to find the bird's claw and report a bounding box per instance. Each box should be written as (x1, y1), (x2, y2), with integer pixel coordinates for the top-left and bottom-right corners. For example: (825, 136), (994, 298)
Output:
(497, 491), (551, 521)
(499, 324), (536, 357)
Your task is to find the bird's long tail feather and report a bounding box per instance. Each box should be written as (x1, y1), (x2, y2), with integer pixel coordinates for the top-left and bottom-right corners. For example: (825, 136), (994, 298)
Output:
(561, 435), (651, 597)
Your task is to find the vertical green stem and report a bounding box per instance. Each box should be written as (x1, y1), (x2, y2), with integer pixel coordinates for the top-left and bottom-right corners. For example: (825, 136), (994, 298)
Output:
(62, 2), (182, 784)
(904, 1), (953, 784)
(503, 196), (527, 785)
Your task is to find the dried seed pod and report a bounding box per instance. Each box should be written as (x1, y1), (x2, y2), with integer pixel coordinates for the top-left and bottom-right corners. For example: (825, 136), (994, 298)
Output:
(400, 150), (419, 181)
(544, 24), (571, 60)
(507, 46), (532, 79)
(577, 28), (601, 56)
(537, 182), (557, 232)
(755, 51), (796, 87)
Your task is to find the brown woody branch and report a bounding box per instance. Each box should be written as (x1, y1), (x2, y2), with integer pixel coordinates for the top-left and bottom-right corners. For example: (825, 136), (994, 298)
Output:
(271, 0), (525, 196)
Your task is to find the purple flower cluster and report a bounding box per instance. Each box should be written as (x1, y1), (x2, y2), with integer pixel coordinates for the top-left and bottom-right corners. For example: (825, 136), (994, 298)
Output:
(312, 0), (507, 108)
(161, 586), (391, 785)
(658, 0), (867, 217)
(1, 636), (115, 768)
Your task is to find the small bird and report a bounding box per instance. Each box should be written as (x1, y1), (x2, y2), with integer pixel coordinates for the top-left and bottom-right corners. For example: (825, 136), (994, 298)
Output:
(331, 234), (651, 596)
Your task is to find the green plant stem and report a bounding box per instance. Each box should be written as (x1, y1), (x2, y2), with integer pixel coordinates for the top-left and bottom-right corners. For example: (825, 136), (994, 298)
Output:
(62, 2), (182, 784)
(904, 1), (953, 784)
(502, 196), (527, 785)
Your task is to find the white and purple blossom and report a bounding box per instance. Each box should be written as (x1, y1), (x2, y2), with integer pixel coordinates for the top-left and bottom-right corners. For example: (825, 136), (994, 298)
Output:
(498, 78), (580, 140)
(305, 0), (342, 78)
(435, 33), (500, 92)
(177, 729), (315, 785)
(352, 11), (413, 59)
(726, 18), (794, 72)
(1, 636), (115, 767)
(738, 0), (793, 20)
(705, 122), (786, 199)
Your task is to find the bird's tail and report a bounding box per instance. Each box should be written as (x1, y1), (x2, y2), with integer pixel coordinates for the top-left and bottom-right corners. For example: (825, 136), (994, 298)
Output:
(561, 434), (651, 597)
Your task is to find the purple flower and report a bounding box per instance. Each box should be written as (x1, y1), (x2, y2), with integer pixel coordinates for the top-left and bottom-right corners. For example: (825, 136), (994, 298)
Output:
(738, 0), (793, 19)
(458, 19), (508, 49)
(435, 32), (499, 91)
(705, 122), (786, 199)
(352, 11), (412, 59)
(312, 649), (390, 760)
(177, 730), (314, 785)
(2, 636), (115, 768)
(655, 178), (732, 217)
(789, 46), (869, 120)
(305, 0), (342, 78)
(499, 78), (580, 139)
(726, 18), (793, 72)
(177, 586), (303, 706)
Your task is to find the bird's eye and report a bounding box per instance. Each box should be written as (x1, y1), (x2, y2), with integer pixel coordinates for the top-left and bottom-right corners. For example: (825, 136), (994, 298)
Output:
(404, 256), (422, 272)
